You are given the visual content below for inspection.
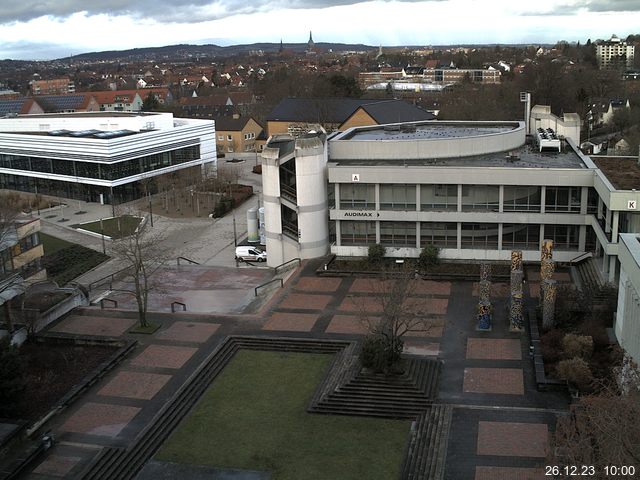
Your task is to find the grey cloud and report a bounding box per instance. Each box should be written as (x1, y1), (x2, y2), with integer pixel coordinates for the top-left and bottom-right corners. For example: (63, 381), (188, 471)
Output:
(522, 0), (640, 16)
(1, 0), (442, 24)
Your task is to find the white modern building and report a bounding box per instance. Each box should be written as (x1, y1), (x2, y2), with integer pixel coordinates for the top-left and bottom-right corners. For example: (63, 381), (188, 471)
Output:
(596, 35), (635, 69)
(0, 112), (216, 203)
(261, 107), (640, 284)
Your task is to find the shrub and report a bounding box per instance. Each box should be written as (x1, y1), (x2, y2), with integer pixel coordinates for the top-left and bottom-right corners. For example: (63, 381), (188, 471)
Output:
(367, 244), (386, 265)
(556, 357), (594, 390)
(418, 244), (440, 270)
(562, 334), (594, 360)
(360, 334), (404, 374)
(540, 328), (564, 364)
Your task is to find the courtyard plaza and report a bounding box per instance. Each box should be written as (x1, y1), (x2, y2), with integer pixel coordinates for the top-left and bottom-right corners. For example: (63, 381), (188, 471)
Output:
(22, 259), (570, 480)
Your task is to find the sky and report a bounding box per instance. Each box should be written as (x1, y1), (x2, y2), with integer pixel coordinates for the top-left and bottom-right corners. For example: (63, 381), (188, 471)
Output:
(0, 0), (639, 60)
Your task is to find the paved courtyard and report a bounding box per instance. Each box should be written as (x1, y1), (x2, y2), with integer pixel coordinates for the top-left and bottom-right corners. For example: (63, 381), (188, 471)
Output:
(23, 259), (569, 479)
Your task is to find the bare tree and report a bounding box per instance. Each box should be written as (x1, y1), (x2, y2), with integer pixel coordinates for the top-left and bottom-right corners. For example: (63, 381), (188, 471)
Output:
(358, 269), (439, 372)
(110, 228), (167, 328)
(0, 197), (25, 334)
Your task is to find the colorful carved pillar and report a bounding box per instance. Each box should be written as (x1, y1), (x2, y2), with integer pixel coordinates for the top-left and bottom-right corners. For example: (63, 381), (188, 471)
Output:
(542, 279), (557, 329)
(511, 250), (523, 272)
(480, 263), (492, 283)
(477, 263), (492, 331)
(540, 239), (554, 306)
(477, 301), (492, 331)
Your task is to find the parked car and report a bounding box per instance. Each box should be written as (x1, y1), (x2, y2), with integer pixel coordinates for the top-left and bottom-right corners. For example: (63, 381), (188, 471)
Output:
(235, 246), (267, 262)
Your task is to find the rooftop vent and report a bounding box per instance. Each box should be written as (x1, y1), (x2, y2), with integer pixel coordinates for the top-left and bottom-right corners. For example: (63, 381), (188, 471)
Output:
(400, 123), (417, 133)
(383, 125), (401, 134)
(536, 127), (561, 152)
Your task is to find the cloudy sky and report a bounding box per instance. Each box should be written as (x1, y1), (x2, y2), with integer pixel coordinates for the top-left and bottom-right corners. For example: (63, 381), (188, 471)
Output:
(1, 0), (639, 60)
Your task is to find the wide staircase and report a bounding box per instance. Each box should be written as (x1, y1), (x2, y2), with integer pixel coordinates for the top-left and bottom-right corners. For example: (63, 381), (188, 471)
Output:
(574, 257), (605, 292)
(401, 404), (453, 480)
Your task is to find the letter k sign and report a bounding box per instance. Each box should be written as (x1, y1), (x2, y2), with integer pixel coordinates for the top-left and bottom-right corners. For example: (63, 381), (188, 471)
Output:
(629, 200), (637, 210)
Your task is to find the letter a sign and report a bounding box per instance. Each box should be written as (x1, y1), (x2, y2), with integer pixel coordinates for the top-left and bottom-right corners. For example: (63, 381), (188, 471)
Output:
(351, 174), (360, 182)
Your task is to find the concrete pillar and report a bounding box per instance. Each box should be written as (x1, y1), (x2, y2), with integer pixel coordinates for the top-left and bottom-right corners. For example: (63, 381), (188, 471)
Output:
(457, 184), (462, 212)
(498, 223), (503, 250)
(597, 197), (603, 220)
(416, 221), (420, 248)
(605, 206), (612, 233)
(539, 224), (545, 251)
(334, 183), (340, 208)
(540, 186), (546, 214)
(375, 183), (380, 211)
(415, 184), (420, 212)
(457, 222), (462, 250)
(580, 186), (588, 215)
(375, 220), (380, 244)
(498, 185), (504, 213)
(579, 225), (586, 252)
(335, 220), (341, 246)
(612, 211), (620, 243)
(609, 256), (617, 283)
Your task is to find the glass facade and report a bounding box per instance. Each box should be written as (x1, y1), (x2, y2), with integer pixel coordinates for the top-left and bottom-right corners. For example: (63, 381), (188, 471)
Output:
(420, 222), (457, 248)
(380, 221), (416, 247)
(544, 224), (580, 251)
(341, 220), (376, 246)
(503, 186), (541, 212)
(0, 145), (200, 181)
(460, 223), (499, 249)
(461, 185), (500, 211)
(340, 184), (375, 210)
(421, 184), (457, 211)
(502, 224), (540, 250)
(380, 184), (416, 211)
(545, 187), (581, 213)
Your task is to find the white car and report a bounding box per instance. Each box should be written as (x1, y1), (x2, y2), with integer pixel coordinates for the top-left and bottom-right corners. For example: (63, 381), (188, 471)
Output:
(235, 246), (267, 262)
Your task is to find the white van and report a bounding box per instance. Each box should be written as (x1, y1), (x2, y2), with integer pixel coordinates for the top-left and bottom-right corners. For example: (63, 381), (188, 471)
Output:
(235, 246), (267, 262)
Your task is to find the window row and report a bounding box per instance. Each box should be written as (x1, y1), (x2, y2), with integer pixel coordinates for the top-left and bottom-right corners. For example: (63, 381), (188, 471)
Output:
(0, 146), (200, 181)
(338, 184), (591, 213)
(339, 221), (581, 251)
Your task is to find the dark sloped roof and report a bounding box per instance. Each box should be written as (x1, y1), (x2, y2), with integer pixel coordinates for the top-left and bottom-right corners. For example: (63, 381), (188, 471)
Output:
(266, 97), (435, 124)
(357, 100), (436, 124)
(266, 98), (374, 123)
(0, 99), (29, 116)
(212, 116), (254, 131)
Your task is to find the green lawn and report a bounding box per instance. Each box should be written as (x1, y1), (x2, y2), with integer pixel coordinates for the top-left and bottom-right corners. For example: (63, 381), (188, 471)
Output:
(156, 350), (410, 480)
(40, 233), (110, 285)
(77, 215), (142, 239)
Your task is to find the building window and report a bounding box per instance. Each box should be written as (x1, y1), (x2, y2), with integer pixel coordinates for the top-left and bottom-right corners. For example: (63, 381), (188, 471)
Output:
(461, 185), (500, 211)
(340, 184), (375, 210)
(461, 223), (499, 249)
(227, 135), (233, 141)
(420, 222), (457, 248)
(218, 135), (224, 141)
(341, 220), (376, 246)
(380, 221), (416, 247)
(544, 224), (580, 251)
(421, 184), (457, 211)
(502, 223), (540, 250)
(545, 187), (581, 213)
(281, 205), (298, 240)
(503, 186), (541, 212)
(380, 184), (416, 210)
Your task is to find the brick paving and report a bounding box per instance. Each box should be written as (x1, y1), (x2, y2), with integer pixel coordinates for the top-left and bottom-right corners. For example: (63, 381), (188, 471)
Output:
(403, 341), (440, 356)
(156, 321), (220, 343)
(98, 371), (172, 400)
(50, 315), (136, 337)
(475, 466), (545, 480)
(338, 295), (384, 313)
(325, 315), (371, 334)
(262, 312), (319, 332)
(277, 293), (333, 310)
(60, 402), (141, 437)
(294, 277), (342, 292)
(410, 280), (452, 296)
(476, 421), (548, 457)
(466, 338), (522, 360)
(131, 345), (198, 369)
(403, 297), (449, 315)
(463, 368), (524, 395)
(472, 282), (511, 298)
(32, 455), (82, 477)
(404, 320), (444, 338)
(349, 278), (391, 293)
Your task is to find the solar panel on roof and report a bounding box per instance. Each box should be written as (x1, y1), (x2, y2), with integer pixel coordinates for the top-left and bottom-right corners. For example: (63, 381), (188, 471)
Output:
(0, 100), (25, 116)
(69, 129), (101, 137)
(49, 129), (71, 136)
(92, 129), (135, 139)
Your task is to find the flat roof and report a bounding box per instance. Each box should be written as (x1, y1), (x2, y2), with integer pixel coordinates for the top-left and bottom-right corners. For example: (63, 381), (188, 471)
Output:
(330, 142), (587, 169)
(342, 122), (516, 141)
(592, 156), (640, 190)
(15, 112), (160, 119)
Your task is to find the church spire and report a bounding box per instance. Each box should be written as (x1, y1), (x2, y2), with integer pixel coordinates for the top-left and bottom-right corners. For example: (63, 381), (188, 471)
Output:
(308, 31), (314, 51)
(279, 38), (284, 53)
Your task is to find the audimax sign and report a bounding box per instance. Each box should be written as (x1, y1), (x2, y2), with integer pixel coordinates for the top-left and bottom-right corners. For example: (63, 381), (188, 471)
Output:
(342, 211), (380, 218)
